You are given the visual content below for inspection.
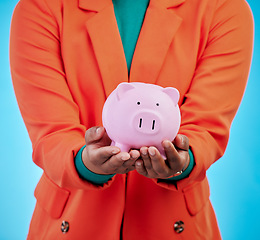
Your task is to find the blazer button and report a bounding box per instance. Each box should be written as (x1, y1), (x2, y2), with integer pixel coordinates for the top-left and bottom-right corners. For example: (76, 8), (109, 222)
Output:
(61, 220), (69, 234)
(174, 220), (185, 233)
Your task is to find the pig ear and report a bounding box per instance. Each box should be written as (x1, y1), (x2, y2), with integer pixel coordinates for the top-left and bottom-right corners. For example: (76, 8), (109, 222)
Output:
(116, 83), (135, 100)
(163, 87), (180, 106)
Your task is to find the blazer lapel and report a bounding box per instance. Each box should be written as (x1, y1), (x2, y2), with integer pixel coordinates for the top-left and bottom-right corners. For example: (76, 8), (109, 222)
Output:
(129, 0), (185, 84)
(78, 0), (185, 96)
(79, 0), (128, 97)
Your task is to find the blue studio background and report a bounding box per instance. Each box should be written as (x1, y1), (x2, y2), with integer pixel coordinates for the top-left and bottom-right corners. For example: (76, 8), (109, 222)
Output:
(1, 0), (259, 239)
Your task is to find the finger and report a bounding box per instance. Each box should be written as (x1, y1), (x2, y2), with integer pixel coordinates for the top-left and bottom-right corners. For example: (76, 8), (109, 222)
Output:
(85, 126), (105, 145)
(173, 134), (189, 151)
(178, 150), (190, 171)
(148, 147), (170, 177)
(99, 127), (113, 146)
(102, 152), (131, 173)
(135, 160), (148, 176)
(86, 145), (121, 165)
(140, 147), (153, 172)
(162, 140), (179, 162)
(121, 150), (140, 168)
(129, 149), (140, 161)
(162, 140), (184, 171)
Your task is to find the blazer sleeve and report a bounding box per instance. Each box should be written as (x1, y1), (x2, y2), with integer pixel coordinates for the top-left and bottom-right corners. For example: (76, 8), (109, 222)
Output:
(10, 0), (114, 190)
(155, 0), (254, 190)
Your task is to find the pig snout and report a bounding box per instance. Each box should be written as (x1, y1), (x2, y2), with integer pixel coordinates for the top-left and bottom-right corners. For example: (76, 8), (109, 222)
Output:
(132, 111), (161, 134)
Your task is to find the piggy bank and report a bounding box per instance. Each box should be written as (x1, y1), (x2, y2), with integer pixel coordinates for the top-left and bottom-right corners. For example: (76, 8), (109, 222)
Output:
(102, 82), (181, 158)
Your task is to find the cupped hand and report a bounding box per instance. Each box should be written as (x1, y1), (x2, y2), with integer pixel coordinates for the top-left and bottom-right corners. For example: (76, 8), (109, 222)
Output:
(135, 134), (190, 179)
(82, 126), (140, 175)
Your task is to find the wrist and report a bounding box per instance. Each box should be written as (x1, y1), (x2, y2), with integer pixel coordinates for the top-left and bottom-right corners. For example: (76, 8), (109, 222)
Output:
(81, 146), (107, 175)
(165, 148), (194, 181)
(75, 145), (115, 185)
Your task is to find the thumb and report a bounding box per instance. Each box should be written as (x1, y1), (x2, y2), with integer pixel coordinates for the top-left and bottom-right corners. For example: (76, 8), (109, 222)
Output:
(173, 134), (189, 151)
(85, 126), (104, 145)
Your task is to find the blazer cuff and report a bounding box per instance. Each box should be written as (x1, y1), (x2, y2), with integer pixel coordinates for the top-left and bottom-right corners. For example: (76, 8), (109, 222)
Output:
(74, 145), (115, 185)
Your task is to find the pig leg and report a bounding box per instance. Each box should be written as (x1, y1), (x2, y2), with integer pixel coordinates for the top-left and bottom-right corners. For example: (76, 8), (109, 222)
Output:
(112, 141), (131, 153)
(156, 145), (167, 160)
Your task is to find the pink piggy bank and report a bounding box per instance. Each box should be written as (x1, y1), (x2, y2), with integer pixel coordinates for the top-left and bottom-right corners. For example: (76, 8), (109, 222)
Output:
(102, 82), (181, 158)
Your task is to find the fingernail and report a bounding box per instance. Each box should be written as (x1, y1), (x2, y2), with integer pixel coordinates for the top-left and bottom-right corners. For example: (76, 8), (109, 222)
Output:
(180, 135), (184, 145)
(163, 140), (171, 148)
(112, 149), (120, 154)
(148, 147), (156, 156)
(141, 148), (148, 156)
(96, 127), (101, 135)
(130, 152), (139, 159)
(121, 153), (130, 161)
(136, 161), (142, 167)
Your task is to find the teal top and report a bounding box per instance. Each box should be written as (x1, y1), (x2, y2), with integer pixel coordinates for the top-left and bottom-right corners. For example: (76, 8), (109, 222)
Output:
(74, 0), (195, 185)
(112, 0), (150, 71)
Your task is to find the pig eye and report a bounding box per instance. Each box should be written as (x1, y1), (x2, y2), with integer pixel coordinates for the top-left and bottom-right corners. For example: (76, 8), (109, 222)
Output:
(137, 102), (141, 105)
(156, 103), (160, 106)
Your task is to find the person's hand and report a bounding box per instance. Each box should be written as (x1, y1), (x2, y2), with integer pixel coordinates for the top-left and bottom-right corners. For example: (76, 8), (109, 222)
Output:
(82, 126), (140, 175)
(135, 134), (190, 179)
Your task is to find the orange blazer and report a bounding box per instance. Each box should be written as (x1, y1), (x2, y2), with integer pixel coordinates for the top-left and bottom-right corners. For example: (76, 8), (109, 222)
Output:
(10, 0), (253, 239)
